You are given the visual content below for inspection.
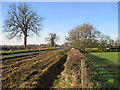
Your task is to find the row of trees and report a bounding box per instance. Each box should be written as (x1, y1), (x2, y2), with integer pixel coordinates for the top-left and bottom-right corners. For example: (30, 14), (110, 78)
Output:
(65, 23), (119, 51)
(3, 3), (119, 49)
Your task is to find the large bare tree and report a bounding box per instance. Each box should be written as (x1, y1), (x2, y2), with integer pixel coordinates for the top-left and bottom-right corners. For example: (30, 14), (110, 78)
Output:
(46, 33), (59, 47)
(3, 3), (44, 47)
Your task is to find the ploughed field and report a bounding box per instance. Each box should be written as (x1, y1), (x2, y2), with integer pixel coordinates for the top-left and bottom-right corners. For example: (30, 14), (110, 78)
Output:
(1, 49), (67, 88)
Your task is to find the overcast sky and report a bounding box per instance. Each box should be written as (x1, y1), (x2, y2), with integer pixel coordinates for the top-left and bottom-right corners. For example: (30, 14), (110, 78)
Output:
(0, 2), (118, 45)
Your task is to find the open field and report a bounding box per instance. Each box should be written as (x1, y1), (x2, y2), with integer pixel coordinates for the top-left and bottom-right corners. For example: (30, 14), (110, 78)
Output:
(1, 49), (68, 88)
(1, 48), (119, 89)
(90, 52), (119, 64)
(85, 52), (119, 88)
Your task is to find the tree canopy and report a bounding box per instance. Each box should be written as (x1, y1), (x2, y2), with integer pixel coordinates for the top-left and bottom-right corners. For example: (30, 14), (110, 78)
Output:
(3, 3), (44, 47)
(66, 23), (100, 50)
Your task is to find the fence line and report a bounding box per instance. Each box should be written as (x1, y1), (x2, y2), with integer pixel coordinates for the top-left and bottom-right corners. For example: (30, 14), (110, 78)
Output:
(67, 48), (91, 88)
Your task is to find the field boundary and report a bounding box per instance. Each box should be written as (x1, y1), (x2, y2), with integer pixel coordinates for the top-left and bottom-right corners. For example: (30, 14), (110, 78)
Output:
(2, 48), (63, 55)
(1, 48), (63, 59)
(53, 48), (92, 88)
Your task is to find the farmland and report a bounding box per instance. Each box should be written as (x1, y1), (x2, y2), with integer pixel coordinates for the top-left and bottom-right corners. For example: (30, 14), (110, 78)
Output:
(1, 48), (119, 89)
(85, 52), (119, 88)
(1, 1), (119, 89)
(1, 49), (68, 88)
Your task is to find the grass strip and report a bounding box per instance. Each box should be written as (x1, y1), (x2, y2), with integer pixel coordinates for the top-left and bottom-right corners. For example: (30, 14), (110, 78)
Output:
(1, 48), (63, 55)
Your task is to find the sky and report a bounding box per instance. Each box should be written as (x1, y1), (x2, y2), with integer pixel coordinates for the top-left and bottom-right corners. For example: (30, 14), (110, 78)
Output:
(0, 2), (118, 45)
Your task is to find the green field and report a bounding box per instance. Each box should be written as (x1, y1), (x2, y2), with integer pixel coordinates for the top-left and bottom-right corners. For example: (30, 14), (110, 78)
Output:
(90, 52), (119, 64)
(85, 52), (119, 88)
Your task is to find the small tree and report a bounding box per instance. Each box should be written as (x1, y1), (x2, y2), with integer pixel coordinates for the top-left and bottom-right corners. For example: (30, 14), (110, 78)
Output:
(46, 33), (59, 47)
(3, 3), (44, 47)
(99, 34), (111, 51)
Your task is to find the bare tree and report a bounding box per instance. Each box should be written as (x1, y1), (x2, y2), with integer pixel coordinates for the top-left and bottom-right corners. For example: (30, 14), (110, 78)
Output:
(3, 3), (44, 47)
(114, 38), (120, 44)
(99, 34), (111, 51)
(46, 33), (59, 47)
(66, 23), (100, 50)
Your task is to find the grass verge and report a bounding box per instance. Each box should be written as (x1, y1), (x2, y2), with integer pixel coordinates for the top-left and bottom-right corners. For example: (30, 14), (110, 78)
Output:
(85, 52), (119, 88)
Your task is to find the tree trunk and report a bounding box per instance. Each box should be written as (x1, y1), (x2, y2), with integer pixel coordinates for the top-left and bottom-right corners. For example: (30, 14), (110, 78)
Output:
(24, 35), (27, 47)
(23, 30), (28, 47)
(51, 40), (54, 47)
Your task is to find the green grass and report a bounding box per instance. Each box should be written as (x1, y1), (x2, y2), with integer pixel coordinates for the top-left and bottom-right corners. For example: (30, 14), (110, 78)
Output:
(90, 52), (119, 64)
(85, 48), (99, 50)
(85, 52), (119, 88)
(91, 63), (118, 88)
(81, 48), (110, 52)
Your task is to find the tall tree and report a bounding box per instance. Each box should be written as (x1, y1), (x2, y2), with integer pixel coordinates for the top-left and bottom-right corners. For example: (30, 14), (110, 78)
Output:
(66, 23), (100, 50)
(3, 3), (44, 47)
(46, 33), (59, 47)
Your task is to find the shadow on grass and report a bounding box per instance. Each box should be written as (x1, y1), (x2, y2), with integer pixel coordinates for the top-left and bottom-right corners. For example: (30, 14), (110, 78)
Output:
(85, 53), (120, 88)
(35, 54), (67, 88)
(86, 53), (119, 74)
